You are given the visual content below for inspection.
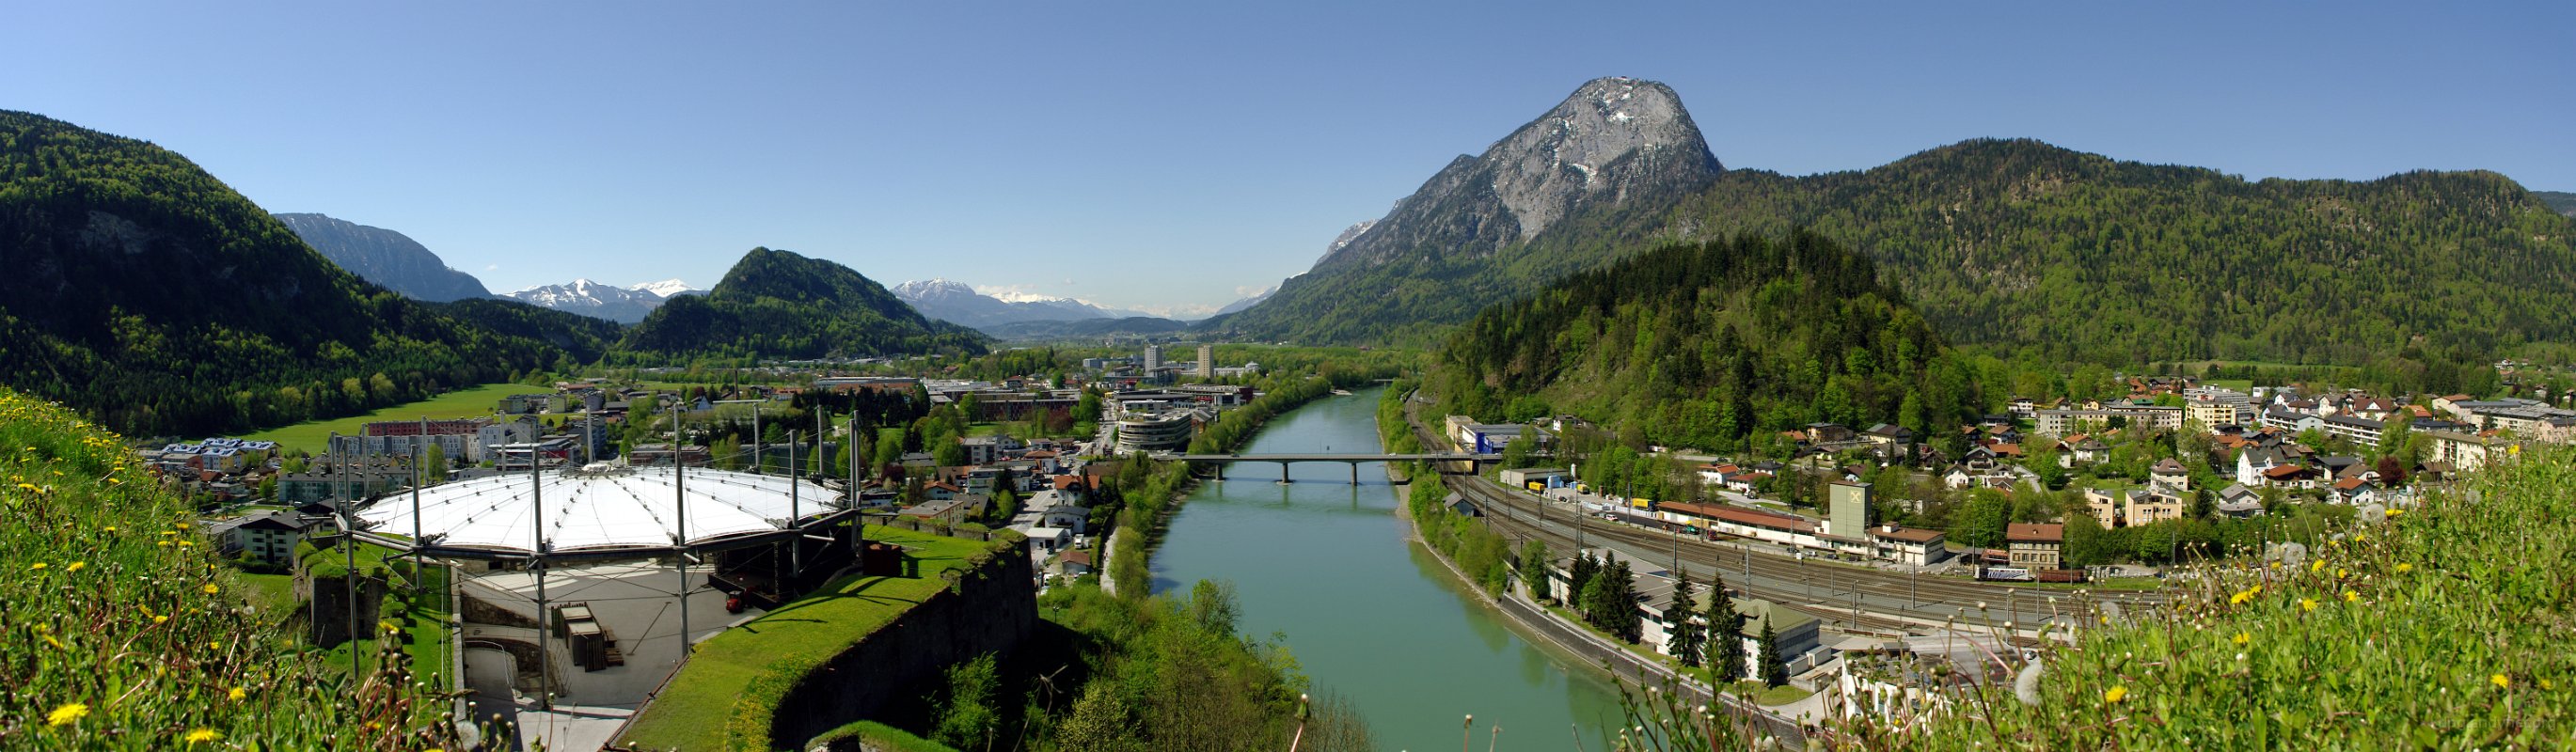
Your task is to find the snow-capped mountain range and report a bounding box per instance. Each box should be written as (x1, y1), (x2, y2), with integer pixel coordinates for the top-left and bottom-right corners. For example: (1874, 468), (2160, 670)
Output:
(504, 278), (703, 323)
(889, 278), (1177, 329)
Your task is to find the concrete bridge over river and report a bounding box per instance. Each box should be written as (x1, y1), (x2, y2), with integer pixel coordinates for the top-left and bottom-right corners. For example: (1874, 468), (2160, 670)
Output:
(1166, 452), (1502, 484)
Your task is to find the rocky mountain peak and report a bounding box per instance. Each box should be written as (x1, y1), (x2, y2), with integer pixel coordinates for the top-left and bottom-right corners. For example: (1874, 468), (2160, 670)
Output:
(1486, 77), (1720, 239)
(1308, 76), (1720, 271)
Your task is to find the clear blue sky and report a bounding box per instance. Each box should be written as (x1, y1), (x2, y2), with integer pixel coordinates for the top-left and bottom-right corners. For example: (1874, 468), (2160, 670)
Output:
(7, 2), (2568, 316)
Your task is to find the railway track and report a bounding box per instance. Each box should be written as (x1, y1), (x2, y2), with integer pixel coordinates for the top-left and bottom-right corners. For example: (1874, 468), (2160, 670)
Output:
(1452, 476), (2161, 640)
(1393, 392), (2165, 637)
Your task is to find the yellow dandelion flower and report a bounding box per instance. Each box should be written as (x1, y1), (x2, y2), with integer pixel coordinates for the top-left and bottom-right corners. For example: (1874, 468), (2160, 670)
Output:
(2344, 589), (2360, 603)
(184, 728), (221, 744)
(202, 583), (220, 595)
(2394, 563), (2413, 573)
(2355, 532), (2367, 542)
(64, 561), (84, 572)
(2310, 559), (2325, 573)
(2386, 508), (2405, 517)
(103, 526), (117, 533)
(2336, 567), (2347, 579)
(46, 702), (88, 727)
(2233, 632), (2251, 645)
(28, 562), (45, 571)
(152, 615), (169, 624)
(2104, 685), (2127, 703)
(2492, 674), (2510, 690)
(229, 686), (246, 701)
(2300, 598), (2318, 612)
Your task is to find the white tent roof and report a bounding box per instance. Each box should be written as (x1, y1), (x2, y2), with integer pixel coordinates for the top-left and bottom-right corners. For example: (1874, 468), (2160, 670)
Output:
(356, 466), (835, 555)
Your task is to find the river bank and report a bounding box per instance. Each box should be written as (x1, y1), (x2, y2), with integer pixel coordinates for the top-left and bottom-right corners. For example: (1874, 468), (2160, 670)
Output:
(1381, 396), (1814, 744)
(1151, 386), (1625, 748)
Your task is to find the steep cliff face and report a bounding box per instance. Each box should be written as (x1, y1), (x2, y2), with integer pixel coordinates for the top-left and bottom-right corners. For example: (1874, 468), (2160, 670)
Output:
(1314, 76), (1721, 270)
(273, 212), (493, 302)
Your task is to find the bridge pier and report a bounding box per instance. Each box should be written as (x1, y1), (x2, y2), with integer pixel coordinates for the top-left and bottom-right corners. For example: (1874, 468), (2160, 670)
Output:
(1351, 462), (1359, 486)
(1280, 462), (1291, 484)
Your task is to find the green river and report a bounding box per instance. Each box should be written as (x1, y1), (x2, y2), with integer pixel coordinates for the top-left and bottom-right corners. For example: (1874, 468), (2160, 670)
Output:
(1151, 386), (1624, 750)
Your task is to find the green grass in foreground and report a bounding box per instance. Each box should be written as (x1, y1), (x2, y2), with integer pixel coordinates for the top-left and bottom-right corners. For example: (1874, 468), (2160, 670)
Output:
(308, 560), (452, 690)
(0, 387), (452, 749)
(810, 720), (957, 752)
(243, 382), (527, 452)
(235, 572), (297, 617)
(1881, 449), (2576, 749)
(617, 526), (992, 751)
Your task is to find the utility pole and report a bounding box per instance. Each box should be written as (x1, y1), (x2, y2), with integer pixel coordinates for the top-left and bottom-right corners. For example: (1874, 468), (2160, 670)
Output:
(530, 441), (549, 711)
(789, 430), (801, 577)
(412, 416), (426, 581)
(672, 401), (691, 672)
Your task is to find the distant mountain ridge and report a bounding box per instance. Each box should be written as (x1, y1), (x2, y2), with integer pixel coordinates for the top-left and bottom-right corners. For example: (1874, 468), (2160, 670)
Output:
(1212, 286), (1275, 317)
(632, 278), (703, 298)
(2537, 190), (2576, 217)
(273, 212), (493, 302)
(891, 278), (1153, 329)
(619, 248), (988, 360)
(504, 278), (698, 323)
(980, 316), (1191, 341)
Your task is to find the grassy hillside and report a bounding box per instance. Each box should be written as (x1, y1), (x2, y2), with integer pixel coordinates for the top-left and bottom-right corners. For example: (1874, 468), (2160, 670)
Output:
(0, 387), (452, 749)
(1880, 448), (2575, 748)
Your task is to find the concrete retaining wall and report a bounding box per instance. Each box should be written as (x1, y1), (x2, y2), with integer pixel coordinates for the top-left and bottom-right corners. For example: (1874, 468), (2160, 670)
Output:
(763, 546), (1038, 750)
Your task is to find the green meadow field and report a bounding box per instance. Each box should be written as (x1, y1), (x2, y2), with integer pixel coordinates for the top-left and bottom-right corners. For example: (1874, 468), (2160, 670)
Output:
(244, 383), (529, 452)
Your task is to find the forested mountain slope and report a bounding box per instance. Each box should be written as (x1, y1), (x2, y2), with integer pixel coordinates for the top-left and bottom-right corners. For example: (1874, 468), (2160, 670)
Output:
(0, 110), (587, 436)
(1436, 231), (1983, 454)
(428, 297), (625, 364)
(618, 247), (989, 361)
(1217, 86), (2576, 368)
(1665, 139), (2576, 365)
